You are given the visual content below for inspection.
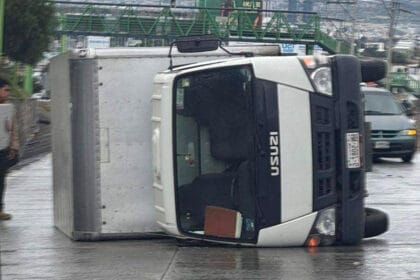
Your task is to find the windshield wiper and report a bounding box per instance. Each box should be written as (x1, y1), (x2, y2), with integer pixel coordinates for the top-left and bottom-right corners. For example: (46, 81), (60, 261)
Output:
(365, 111), (400, 115)
(365, 110), (383, 115)
(380, 113), (401, 115)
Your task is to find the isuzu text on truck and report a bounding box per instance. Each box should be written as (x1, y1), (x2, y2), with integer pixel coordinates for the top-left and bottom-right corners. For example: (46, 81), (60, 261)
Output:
(151, 37), (388, 247)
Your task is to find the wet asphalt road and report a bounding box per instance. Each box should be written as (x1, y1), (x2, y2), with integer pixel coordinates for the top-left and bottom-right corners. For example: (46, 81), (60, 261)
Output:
(0, 152), (419, 280)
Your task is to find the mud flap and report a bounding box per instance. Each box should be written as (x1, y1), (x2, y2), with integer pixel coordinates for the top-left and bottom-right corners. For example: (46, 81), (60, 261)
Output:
(331, 55), (365, 245)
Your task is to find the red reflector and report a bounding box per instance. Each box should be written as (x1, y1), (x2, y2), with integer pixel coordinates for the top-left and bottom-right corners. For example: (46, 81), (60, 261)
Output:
(302, 57), (316, 69)
(307, 235), (321, 247)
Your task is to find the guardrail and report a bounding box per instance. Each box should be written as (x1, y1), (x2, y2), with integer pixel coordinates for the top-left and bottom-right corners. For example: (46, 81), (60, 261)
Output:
(391, 72), (420, 93)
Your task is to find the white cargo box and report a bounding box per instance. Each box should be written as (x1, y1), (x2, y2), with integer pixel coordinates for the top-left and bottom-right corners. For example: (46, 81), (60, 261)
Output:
(49, 47), (251, 240)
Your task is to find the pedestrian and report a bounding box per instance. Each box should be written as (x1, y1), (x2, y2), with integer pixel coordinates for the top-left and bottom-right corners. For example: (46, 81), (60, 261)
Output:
(0, 78), (19, 220)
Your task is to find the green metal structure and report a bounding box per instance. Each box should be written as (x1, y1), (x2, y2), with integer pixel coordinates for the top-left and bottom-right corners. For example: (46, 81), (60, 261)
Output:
(53, 1), (351, 54)
(391, 72), (420, 95)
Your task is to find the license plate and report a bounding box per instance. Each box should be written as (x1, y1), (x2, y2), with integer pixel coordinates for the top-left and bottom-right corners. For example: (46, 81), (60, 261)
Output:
(374, 141), (390, 149)
(346, 132), (361, 169)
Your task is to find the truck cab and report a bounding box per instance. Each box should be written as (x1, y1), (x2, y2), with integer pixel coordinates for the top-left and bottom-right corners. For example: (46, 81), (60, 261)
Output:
(151, 40), (388, 247)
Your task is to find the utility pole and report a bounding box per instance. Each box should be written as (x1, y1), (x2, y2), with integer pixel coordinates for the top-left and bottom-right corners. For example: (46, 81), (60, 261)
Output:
(386, 0), (399, 90)
(350, 0), (358, 55)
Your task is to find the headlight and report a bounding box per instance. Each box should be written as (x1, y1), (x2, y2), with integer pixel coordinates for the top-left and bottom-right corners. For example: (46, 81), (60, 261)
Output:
(305, 207), (336, 247)
(399, 129), (417, 136)
(315, 208), (336, 236)
(310, 67), (332, 95)
(299, 56), (332, 95)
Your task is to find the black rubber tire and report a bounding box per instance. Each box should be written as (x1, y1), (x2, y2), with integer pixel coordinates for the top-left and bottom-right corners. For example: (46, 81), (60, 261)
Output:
(372, 156), (381, 163)
(364, 207), (389, 238)
(360, 59), (387, 82)
(402, 153), (414, 163)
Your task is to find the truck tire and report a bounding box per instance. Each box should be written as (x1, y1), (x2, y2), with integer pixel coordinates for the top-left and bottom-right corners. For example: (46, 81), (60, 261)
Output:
(364, 207), (388, 238)
(360, 60), (387, 82)
(372, 155), (380, 163)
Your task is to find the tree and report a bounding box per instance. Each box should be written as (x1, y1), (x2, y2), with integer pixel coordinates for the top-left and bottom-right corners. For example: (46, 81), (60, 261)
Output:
(3, 0), (56, 66)
(0, 62), (26, 99)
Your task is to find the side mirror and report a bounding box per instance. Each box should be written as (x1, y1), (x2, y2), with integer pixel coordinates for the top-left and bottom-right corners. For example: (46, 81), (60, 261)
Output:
(401, 100), (416, 116)
(167, 35), (220, 69)
(175, 35), (219, 53)
(167, 35), (253, 69)
(401, 99), (410, 109)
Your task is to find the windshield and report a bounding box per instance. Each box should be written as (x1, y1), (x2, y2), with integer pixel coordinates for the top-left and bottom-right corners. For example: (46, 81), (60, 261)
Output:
(364, 92), (403, 115)
(174, 66), (257, 242)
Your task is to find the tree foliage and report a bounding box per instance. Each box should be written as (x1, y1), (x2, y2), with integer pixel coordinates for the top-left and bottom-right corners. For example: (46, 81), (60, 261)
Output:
(3, 0), (56, 65)
(0, 62), (27, 99)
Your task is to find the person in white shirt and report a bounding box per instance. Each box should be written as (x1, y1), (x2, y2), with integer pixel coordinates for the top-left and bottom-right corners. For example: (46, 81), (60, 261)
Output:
(0, 78), (19, 220)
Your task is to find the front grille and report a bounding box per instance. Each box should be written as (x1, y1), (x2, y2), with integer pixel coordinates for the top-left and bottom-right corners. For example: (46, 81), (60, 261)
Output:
(317, 132), (332, 170)
(311, 95), (336, 210)
(318, 178), (332, 197)
(315, 105), (330, 125)
(371, 130), (399, 139)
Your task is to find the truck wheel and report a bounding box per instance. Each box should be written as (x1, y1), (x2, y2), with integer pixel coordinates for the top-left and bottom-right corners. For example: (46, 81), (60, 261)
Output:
(401, 153), (414, 163)
(360, 60), (387, 82)
(372, 156), (380, 163)
(364, 207), (388, 238)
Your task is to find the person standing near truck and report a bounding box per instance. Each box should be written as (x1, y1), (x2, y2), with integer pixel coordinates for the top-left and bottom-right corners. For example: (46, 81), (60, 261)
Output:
(0, 78), (19, 220)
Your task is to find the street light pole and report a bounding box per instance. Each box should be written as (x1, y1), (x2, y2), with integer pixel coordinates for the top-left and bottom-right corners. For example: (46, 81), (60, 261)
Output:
(348, 0), (357, 55)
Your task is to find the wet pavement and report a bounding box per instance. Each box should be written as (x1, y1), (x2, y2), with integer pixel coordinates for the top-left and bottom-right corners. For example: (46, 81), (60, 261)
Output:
(0, 152), (419, 280)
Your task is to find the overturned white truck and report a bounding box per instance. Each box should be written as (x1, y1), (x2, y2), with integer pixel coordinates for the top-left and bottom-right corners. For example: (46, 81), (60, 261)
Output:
(50, 38), (387, 246)
(50, 45), (280, 241)
(151, 37), (388, 246)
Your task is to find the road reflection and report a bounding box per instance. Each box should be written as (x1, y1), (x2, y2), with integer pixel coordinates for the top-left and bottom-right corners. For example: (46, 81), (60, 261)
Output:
(170, 245), (371, 279)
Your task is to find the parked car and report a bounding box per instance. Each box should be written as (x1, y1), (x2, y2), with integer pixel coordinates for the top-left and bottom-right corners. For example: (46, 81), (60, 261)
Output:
(363, 87), (417, 162)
